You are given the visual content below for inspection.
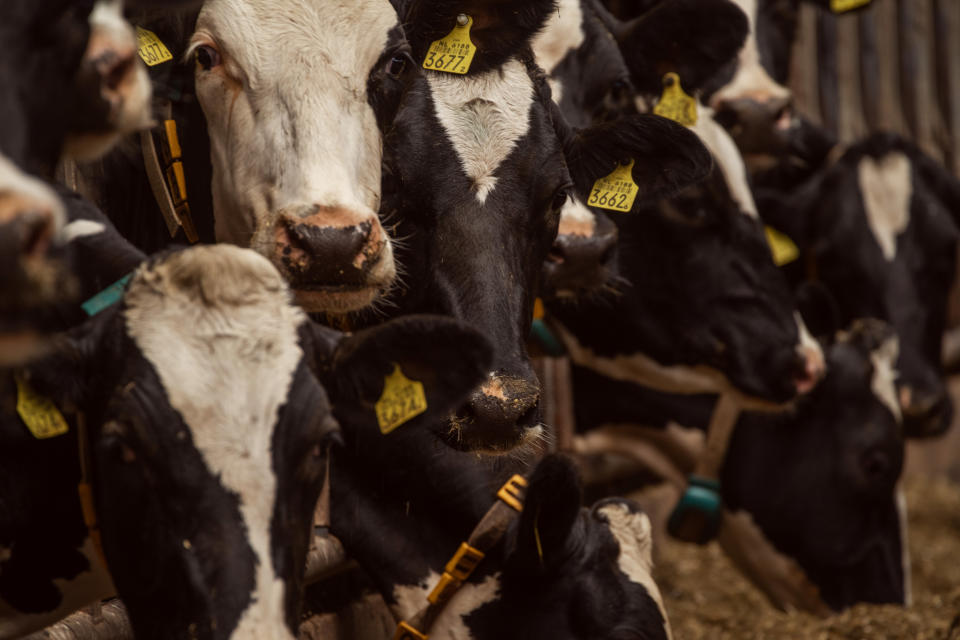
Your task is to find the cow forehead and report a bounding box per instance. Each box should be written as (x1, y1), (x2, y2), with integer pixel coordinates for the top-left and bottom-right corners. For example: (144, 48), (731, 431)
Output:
(197, 0), (397, 87)
(857, 152), (912, 262)
(122, 246), (306, 637)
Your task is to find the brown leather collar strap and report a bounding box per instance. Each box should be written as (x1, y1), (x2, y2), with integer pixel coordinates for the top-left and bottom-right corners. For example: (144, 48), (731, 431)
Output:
(394, 475), (528, 640)
(693, 393), (742, 482)
(76, 412), (108, 570)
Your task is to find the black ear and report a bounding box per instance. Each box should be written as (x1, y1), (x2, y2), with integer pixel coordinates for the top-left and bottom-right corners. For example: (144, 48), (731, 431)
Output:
(315, 315), (493, 434)
(796, 281), (841, 341)
(510, 454), (583, 573)
(614, 0), (749, 97)
(400, 0), (555, 74)
(566, 114), (713, 209)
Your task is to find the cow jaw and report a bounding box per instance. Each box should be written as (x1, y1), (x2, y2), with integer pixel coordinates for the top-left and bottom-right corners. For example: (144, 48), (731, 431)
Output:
(193, 0), (398, 313)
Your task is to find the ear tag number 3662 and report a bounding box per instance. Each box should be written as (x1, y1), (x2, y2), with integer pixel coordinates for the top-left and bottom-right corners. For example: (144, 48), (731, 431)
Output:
(135, 26), (173, 67)
(589, 160), (640, 212)
(375, 364), (428, 434)
(422, 14), (477, 74)
(654, 72), (697, 127)
(15, 375), (69, 439)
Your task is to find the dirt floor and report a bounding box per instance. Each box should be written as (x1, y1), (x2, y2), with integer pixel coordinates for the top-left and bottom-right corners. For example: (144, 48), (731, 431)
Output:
(656, 448), (960, 639)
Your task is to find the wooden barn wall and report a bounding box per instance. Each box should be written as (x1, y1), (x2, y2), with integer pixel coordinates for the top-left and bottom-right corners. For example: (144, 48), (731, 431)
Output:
(788, 0), (960, 177)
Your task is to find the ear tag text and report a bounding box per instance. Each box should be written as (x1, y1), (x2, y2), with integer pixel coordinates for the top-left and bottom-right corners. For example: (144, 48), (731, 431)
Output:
(135, 27), (173, 67)
(15, 375), (69, 439)
(375, 364), (428, 434)
(589, 160), (640, 212)
(654, 72), (697, 126)
(830, 0), (871, 13)
(765, 225), (800, 266)
(423, 14), (477, 74)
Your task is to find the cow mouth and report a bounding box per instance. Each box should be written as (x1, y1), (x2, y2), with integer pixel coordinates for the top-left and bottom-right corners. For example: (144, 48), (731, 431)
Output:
(439, 420), (546, 455)
(291, 284), (385, 314)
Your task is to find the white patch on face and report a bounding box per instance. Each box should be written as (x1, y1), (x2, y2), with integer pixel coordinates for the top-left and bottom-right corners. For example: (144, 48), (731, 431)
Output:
(554, 323), (785, 411)
(391, 571), (501, 639)
(59, 219), (106, 243)
(597, 503), (673, 640)
(557, 195), (596, 237)
(708, 0), (790, 109)
(192, 0), (395, 245)
(124, 245), (306, 639)
(531, 0), (585, 74)
(858, 152), (912, 261)
(687, 104), (759, 218)
(895, 484), (912, 606)
(870, 333), (902, 423)
(428, 58), (534, 204)
(0, 153), (65, 231)
(0, 539), (115, 639)
(794, 312), (826, 392)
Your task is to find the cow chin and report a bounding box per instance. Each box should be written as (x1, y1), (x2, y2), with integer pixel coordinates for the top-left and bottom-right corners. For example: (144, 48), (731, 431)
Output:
(440, 422), (547, 457)
(291, 285), (383, 314)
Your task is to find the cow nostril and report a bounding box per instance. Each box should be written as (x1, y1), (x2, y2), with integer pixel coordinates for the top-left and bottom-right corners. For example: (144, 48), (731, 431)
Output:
(548, 244), (566, 264)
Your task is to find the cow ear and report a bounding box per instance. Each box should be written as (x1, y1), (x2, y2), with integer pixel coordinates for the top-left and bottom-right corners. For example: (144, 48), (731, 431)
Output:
(510, 454), (583, 574)
(567, 114), (713, 209)
(315, 315), (493, 433)
(614, 0), (749, 97)
(399, 0), (554, 73)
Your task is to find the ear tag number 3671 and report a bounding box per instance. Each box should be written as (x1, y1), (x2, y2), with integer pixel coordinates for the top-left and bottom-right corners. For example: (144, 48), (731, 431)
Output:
(135, 26), (173, 67)
(589, 160), (640, 212)
(423, 14), (477, 74)
(375, 364), (428, 434)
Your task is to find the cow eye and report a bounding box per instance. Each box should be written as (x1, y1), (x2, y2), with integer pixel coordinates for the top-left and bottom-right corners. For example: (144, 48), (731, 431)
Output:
(552, 188), (570, 211)
(386, 53), (411, 78)
(195, 45), (221, 71)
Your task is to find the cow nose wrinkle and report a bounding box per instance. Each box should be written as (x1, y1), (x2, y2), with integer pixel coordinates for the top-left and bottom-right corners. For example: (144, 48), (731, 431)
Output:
(458, 375), (541, 445)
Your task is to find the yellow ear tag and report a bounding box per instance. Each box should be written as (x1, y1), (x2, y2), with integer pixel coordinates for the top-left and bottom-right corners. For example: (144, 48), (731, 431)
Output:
(765, 225), (800, 266)
(654, 72), (698, 127)
(588, 160), (640, 213)
(15, 375), (69, 439)
(135, 27), (173, 67)
(830, 0), (871, 13)
(375, 364), (428, 434)
(422, 14), (477, 75)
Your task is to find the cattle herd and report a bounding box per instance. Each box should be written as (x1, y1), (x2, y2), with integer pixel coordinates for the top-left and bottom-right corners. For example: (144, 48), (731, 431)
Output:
(1, 0), (958, 638)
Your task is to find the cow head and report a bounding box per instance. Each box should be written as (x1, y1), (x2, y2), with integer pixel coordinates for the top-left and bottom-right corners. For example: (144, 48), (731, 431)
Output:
(766, 135), (960, 437)
(26, 245), (491, 639)
(188, 0), (410, 314)
(723, 318), (907, 610)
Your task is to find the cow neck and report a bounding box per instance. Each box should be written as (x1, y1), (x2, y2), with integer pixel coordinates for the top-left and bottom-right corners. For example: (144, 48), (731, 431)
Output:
(393, 474), (529, 640)
(141, 98), (199, 244)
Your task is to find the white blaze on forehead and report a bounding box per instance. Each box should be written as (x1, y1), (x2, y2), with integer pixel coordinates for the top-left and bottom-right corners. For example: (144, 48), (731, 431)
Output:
(124, 245), (306, 639)
(392, 571), (501, 639)
(0, 153), (65, 231)
(870, 333), (902, 422)
(193, 0), (396, 244)
(597, 503), (672, 640)
(709, 0), (790, 108)
(687, 104), (759, 218)
(428, 58), (535, 204)
(557, 195), (596, 237)
(858, 152), (912, 261)
(531, 0), (585, 74)
(895, 484), (912, 606)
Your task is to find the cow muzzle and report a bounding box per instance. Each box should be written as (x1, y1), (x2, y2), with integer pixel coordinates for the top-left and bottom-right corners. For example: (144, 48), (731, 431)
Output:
(899, 384), (952, 438)
(449, 373), (542, 453)
(712, 94), (793, 155)
(544, 212), (618, 298)
(273, 206), (395, 314)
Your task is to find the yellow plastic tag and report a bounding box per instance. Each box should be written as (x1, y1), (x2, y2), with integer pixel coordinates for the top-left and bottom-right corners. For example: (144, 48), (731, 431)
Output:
(422, 15), (477, 75)
(135, 26), (173, 67)
(830, 0), (871, 13)
(15, 375), (69, 439)
(654, 72), (698, 127)
(533, 298), (545, 321)
(765, 225), (800, 266)
(588, 160), (640, 212)
(375, 364), (428, 434)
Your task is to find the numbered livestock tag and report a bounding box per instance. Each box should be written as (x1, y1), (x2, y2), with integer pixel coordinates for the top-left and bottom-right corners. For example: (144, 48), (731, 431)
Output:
(135, 27), (173, 66)
(588, 160), (640, 213)
(81, 273), (133, 316)
(422, 15), (477, 75)
(764, 225), (800, 266)
(830, 0), (871, 13)
(375, 364), (428, 434)
(16, 375), (69, 439)
(654, 72), (697, 127)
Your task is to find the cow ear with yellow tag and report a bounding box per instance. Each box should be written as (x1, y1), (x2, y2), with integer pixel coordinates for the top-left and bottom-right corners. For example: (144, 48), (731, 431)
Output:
(565, 113), (713, 214)
(303, 316), (492, 435)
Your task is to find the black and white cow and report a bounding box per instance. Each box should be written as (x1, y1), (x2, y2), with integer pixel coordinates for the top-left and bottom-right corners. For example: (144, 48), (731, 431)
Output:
(758, 133), (960, 437)
(1, 245), (492, 638)
(577, 318), (908, 610)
